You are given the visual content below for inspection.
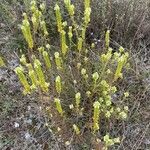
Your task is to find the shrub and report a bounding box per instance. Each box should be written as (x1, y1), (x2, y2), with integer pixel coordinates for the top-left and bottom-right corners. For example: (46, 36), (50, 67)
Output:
(14, 0), (130, 149)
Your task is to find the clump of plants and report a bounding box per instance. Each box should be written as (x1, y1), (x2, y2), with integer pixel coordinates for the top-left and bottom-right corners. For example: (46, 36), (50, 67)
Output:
(14, 0), (130, 149)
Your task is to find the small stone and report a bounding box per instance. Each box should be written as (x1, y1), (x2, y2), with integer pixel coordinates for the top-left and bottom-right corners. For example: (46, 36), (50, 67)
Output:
(25, 119), (32, 124)
(25, 132), (31, 140)
(14, 122), (19, 128)
(27, 105), (31, 110)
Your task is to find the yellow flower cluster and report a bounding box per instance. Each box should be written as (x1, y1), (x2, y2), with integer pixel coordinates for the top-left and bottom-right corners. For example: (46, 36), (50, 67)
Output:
(61, 30), (68, 56)
(54, 98), (63, 116)
(54, 4), (62, 33)
(64, 0), (75, 16)
(55, 76), (62, 94)
(14, 0), (130, 148)
(21, 13), (33, 49)
(15, 67), (30, 94)
(93, 101), (100, 132)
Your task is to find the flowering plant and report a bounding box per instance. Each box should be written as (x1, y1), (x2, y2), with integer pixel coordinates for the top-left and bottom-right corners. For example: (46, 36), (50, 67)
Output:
(15, 0), (130, 149)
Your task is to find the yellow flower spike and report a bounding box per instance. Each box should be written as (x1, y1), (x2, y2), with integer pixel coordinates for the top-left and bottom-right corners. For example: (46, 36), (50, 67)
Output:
(125, 63), (130, 69)
(20, 54), (27, 65)
(81, 28), (86, 41)
(64, 0), (71, 7)
(103, 91), (108, 96)
(64, 0), (70, 11)
(15, 67), (30, 94)
(75, 92), (81, 109)
(91, 43), (95, 48)
(30, 0), (40, 32)
(21, 25), (28, 43)
(46, 44), (51, 50)
(110, 107), (114, 113)
(113, 52), (121, 61)
(31, 3), (36, 13)
(21, 18), (34, 49)
(69, 5), (75, 16)
(119, 46), (124, 53)
(54, 4), (62, 33)
(68, 26), (73, 41)
(34, 59), (49, 92)
(113, 137), (120, 144)
(38, 47), (45, 53)
(101, 80), (109, 88)
(64, 0), (74, 16)
(84, 57), (88, 63)
(105, 30), (110, 49)
(82, 7), (91, 40)
(81, 68), (86, 75)
(42, 51), (51, 69)
(114, 56), (125, 81)
(0, 56), (5, 67)
(31, 54), (36, 60)
(54, 52), (62, 70)
(103, 134), (114, 147)
(105, 96), (112, 106)
(93, 101), (100, 133)
(73, 124), (80, 135)
(100, 54), (107, 63)
(124, 106), (129, 112)
(61, 30), (68, 56)
(86, 91), (91, 97)
(77, 63), (81, 70)
(124, 92), (129, 98)
(55, 76), (62, 94)
(84, 8), (91, 25)
(92, 72), (99, 82)
(77, 37), (83, 52)
(40, 3), (45, 12)
(32, 7), (42, 31)
(84, 0), (90, 9)
(119, 111), (127, 120)
(54, 98), (63, 116)
(124, 52), (129, 64)
(26, 63), (33, 71)
(105, 111), (111, 118)
(99, 97), (104, 103)
(111, 86), (117, 93)
(101, 47), (112, 63)
(40, 21), (48, 36)
(106, 69), (111, 74)
(62, 21), (67, 28)
(29, 69), (37, 89)
(31, 15), (38, 32)
(37, 10), (42, 19)
(116, 107), (121, 113)
(30, 1), (36, 7)
(107, 47), (113, 57)
(23, 13), (28, 20)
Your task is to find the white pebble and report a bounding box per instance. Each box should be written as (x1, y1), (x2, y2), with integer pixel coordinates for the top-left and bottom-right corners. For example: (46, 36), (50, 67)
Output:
(25, 132), (31, 140)
(14, 122), (19, 128)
